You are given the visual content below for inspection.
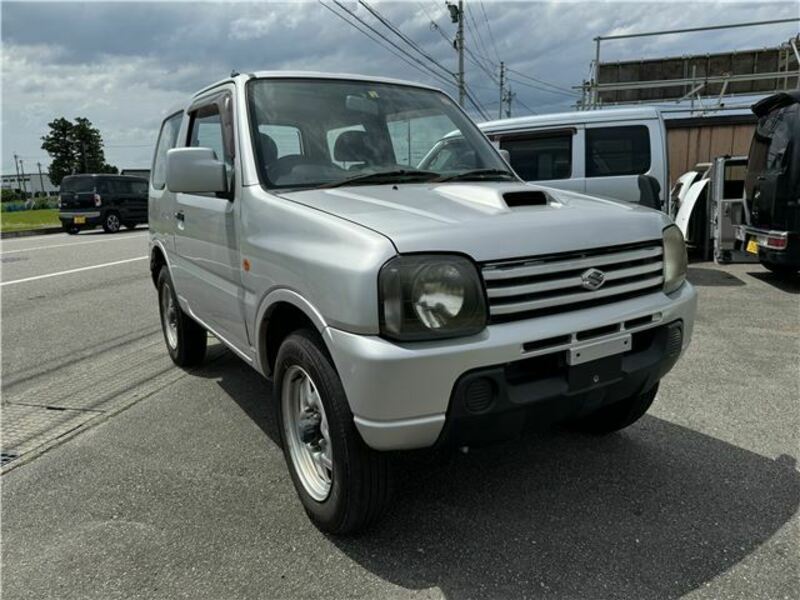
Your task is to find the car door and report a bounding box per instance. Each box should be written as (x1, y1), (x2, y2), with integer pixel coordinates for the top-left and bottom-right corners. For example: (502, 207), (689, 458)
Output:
(172, 89), (248, 350)
(492, 127), (586, 193)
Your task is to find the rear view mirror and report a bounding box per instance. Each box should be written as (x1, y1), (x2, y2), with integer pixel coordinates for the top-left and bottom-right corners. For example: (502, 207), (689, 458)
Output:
(166, 147), (227, 194)
(345, 94), (379, 116)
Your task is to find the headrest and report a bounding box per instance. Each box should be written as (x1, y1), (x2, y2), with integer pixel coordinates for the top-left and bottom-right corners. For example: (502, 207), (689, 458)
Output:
(258, 132), (278, 164)
(334, 130), (378, 163)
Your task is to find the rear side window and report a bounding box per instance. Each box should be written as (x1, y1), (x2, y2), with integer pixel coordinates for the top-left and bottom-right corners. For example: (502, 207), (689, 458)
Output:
(60, 177), (94, 193)
(152, 112), (183, 190)
(499, 133), (572, 181)
(586, 125), (650, 177)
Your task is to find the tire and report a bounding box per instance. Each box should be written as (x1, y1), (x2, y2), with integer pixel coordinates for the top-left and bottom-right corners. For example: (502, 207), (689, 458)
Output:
(102, 211), (122, 233)
(275, 329), (392, 534)
(569, 384), (659, 435)
(62, 223), (80, 235)
(156, 266), (207, 367)
(761, 260), (799, 279)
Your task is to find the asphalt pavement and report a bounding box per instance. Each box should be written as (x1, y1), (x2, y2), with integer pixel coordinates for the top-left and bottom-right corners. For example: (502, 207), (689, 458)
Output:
(1, 231), (798, 599)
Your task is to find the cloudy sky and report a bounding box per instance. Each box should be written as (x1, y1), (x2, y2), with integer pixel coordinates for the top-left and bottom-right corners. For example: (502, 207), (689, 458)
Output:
(2, 1), (797, 174)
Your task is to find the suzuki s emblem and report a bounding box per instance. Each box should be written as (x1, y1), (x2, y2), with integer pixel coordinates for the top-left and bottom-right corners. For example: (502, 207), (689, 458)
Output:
(581, 268), (606, 291)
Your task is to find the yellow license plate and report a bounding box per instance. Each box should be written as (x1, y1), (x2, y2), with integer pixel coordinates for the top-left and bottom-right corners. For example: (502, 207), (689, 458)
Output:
(73, 216), (86, 224)
(746, 239), (759, 254)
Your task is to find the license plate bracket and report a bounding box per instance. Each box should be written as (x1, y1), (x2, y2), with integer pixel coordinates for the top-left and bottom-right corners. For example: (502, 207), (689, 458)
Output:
(568, 354), (623, 392)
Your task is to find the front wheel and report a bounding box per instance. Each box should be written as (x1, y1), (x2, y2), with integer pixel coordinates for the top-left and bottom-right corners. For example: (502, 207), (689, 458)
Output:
(275, 330), (392, 534)
(102, 211), (122, 233)
(569, 384), (659, 434)
(157, 266), (207, 367)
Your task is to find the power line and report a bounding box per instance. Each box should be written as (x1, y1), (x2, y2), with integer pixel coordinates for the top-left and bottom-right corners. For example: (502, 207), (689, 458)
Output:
(515, 97), (538, 116)
(477, 0), (501, 64)
(507, 76), (580, 98)
(319, 1), (455, 89)
(506, 68), (578, 95)
(358, 1), (453, 81)
(464, 3), (495, 73)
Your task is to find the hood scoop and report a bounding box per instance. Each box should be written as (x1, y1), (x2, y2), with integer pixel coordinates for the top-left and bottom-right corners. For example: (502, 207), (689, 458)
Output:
(503, 190), (549, 207)
(433, 184), (552, 213)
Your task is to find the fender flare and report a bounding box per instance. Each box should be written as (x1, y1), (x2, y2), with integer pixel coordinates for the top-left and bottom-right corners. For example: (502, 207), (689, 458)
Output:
(254, 288), (329, 376)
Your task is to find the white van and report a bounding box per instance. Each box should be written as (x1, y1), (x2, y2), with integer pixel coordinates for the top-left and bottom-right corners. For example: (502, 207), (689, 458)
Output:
(476, 108), (668, 208)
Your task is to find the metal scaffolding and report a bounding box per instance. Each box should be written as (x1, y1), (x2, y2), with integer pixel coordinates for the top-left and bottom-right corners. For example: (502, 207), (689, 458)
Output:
(578, 18), (800, 113)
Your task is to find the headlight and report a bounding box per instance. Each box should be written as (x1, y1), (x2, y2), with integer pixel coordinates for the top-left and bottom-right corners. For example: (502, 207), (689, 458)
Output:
(379, 254), (487, 341)
(663, 224), (688, 294)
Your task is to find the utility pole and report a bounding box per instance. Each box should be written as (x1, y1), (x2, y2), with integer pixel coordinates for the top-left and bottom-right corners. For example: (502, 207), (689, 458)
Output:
(447, 0), (465, 107)
(37, 162), (46, 196)
(504, 87), (515, 118)
(13, 153), (22, 195)
(498, 61), (505, 118)
(18, 159), (28, 198)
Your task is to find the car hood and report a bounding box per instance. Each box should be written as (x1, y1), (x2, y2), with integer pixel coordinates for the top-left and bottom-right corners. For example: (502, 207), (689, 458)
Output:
(280, 182), (670, 262)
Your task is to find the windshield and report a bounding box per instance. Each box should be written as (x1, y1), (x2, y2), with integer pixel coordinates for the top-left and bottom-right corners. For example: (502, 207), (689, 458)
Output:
(247, 78), (512, 190)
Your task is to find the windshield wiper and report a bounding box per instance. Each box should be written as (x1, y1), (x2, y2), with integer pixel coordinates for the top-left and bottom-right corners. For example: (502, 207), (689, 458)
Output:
(319, 169), (441, 189)
(434, 168), (516, 182)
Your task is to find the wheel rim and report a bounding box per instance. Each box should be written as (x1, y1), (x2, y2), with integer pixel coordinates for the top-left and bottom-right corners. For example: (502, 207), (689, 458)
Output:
(160, 282), (179, 350)
(107, 214), (120, 231)
(282, 365), (332, 501)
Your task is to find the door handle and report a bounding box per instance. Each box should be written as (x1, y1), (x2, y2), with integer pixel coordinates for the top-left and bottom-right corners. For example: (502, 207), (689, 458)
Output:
(174, 211), (185, 222)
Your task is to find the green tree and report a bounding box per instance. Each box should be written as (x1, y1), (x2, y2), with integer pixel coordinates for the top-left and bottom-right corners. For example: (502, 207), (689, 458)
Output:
(41, 117), (117, 185)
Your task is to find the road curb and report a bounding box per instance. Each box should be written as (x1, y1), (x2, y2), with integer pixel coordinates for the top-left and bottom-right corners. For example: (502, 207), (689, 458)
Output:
(1, 227), (63, 239)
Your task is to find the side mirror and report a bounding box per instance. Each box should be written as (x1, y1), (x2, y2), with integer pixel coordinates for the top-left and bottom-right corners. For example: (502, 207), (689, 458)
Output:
(166, 147), (227, 194)
(498, 148), (511, 163)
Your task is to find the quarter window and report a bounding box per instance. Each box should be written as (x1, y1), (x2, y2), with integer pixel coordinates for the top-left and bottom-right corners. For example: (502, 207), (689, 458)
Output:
(151, 112), (183, 190)
(499, 133), (572, 181)
(586, 125), (650, 177)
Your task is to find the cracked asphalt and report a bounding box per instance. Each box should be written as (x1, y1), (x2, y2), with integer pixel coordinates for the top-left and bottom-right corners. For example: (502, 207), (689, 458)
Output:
(1, 230), (798, 599)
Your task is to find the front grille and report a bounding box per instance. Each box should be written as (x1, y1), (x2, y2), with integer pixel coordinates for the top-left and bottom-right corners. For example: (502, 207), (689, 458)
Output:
(482, 241), (664, 323)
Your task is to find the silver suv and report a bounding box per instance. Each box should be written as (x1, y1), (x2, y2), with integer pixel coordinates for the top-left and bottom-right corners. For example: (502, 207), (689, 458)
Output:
(149, 72), (697, 534)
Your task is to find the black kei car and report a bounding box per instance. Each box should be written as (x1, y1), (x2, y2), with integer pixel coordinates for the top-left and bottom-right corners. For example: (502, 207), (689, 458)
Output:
(58, 174), (148, 234)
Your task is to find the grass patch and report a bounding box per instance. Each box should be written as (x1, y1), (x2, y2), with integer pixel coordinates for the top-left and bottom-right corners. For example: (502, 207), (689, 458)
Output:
(1, 209), (60, 233)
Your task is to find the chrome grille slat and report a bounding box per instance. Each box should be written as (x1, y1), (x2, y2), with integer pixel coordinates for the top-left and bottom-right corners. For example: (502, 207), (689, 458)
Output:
(490, 276), (664, 316)
(482, 242), (663, 322)
(486, 261), (663, 299)
(483, 246), (663, 281)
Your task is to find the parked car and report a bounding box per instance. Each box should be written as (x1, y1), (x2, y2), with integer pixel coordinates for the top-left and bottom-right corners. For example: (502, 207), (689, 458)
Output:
(150, 72), (696, 534)
(58, 174), (148, 234)
(737, 91), (800, 276)
(421, 107), (669, 209)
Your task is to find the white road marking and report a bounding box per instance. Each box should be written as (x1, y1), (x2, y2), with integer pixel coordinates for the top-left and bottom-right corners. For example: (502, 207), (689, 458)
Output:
(0, 234), (148, 255)
(1, 256), (148, 287)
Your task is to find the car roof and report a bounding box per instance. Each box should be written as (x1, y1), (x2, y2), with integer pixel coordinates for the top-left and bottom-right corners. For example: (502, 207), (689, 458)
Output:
(478, 106), (662, 133)
(191, 71), (442, 99)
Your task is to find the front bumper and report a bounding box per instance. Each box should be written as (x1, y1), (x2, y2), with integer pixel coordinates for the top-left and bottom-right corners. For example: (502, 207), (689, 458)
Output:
(325, 282), (697, 451)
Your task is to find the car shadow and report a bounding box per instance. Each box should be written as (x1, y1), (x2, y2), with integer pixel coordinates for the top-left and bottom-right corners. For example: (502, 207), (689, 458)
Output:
(196, 349), (800, 600)
(687, 266), (745, 287)
(747, 271), (800, 294)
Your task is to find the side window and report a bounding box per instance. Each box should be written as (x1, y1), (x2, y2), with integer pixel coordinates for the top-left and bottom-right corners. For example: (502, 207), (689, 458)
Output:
(499, 134), (572, 181)
(586, 125), (650, 177)
(131, 181), (148, 195)
(258, 124), (303, 159)
(152, 112), (183, 190)
(189, 106), (227, 164)
(387, 114), (457, 167)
